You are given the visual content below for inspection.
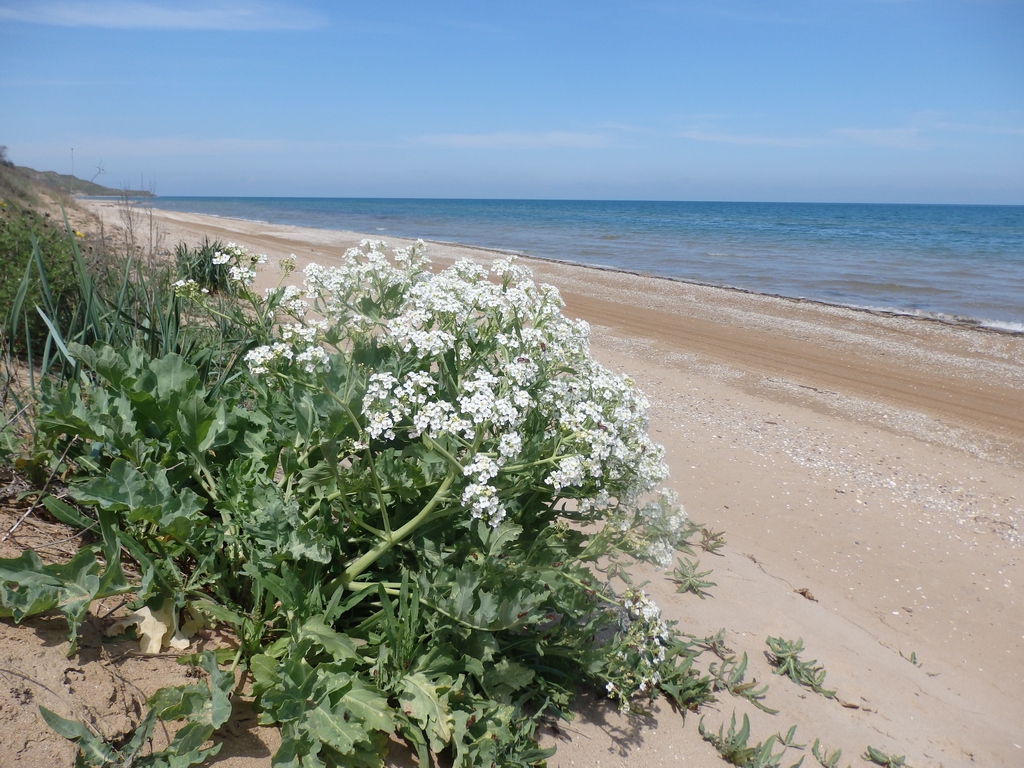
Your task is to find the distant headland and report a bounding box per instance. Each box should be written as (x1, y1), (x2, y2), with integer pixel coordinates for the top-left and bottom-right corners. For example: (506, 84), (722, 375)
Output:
(4, 160), (154, 198)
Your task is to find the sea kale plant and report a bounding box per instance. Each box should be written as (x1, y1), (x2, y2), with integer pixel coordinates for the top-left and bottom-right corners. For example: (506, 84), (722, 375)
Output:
(5, 240), (710, 766)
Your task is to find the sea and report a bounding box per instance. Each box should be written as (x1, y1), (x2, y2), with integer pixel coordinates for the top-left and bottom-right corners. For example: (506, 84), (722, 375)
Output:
(146, 198), (1024, 333)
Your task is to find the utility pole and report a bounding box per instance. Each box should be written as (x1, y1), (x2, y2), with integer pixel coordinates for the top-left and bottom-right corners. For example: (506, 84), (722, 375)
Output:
(70, 147), (75, 196)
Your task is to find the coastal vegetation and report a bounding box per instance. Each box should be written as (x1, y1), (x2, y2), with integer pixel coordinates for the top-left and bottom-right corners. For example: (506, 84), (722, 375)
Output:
(0, 196), (80, 355)
(0, 170), (711, 766)
(0, 160), (160, 363)
(0, 166), (923, 768)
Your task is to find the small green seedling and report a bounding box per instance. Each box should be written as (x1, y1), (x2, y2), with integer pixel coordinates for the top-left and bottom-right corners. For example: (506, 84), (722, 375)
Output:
(765, 636), (836, 698)
(699, 712), (805, 768)
(694, 627), (734, 658)
(777, 725), (805, 749)
(811, 738), (847, 768)
(40, 651), (232, 767)
(899, 650), (922, 667)
(863, 746), (912, 767)
(672, 556), (717, 598)
(709, 652), (778, 714)
(700, 526), (727, 555)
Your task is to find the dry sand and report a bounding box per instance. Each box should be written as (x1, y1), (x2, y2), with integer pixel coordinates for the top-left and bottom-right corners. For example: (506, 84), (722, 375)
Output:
(3, 200), (1022, 767)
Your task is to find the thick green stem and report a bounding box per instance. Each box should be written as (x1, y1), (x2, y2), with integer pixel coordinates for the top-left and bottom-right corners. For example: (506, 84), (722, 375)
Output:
(501, 455), (562, 473)
(341, 469), (457, 588)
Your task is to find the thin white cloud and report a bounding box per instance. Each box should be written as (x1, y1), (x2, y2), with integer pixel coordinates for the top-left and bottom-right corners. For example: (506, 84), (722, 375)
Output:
(926, 119), (1024, 138)
(675, 129), (823, 148)
(416, 131), (610, 149)
(0, 1), (325, 30)
(676, 123), (936, 150)
(832, 127), (924, 148)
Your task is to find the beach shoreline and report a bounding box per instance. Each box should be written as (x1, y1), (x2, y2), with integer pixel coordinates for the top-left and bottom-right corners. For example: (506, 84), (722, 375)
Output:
(69, 199), (1024, 766)
(105, 195), (1024, 336)
(417, 236), (1024, 336)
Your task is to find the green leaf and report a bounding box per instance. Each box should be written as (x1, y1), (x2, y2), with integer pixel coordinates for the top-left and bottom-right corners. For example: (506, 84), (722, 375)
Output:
(35, 307), (77, 367)
(199, 651), (234, 729)
(480, 521), (523, 558)
(0, 550), (63, 620)
(80, 343), (132, 392)
(0, 548), (101, 652)
(95, 507), (129, 597)
(121, 710), (159, 763)
(116, 529), (176, 597)
(249, 654), (280, 700)
(242, 563), (305, 613)
(148, 684), (211, 722)
(164, 720), (218, 762)
(156, 489), (208, 539)
(273, 732), (325, 768)
(40, 706), (120, 764)
(296, 460), (339, 499)
(71, 459), (160, 514)
(257, 656), (319, 724)
(398, 672), (455, 752)
(293, 392), (318, 443)
(177, 394), (227, 460)
(449, 568), (478, 622)
(286, 525), (331, 564)
(40, 705), (97, 741)
(299, 617), (360, 662)
(42, 495), (94, 529)
(483, 658), (535, 694)
(49, 548), (102, 649)
(305, 703), (362, 755)
(472, 589), (499, 627)
(337, 679), (395, 735)
(150, 354), (198, 403)
(188, 597), (246, 631)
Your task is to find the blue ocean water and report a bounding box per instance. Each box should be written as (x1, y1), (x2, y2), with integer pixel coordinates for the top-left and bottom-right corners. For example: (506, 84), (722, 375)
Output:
(149, 198), (1024, 330)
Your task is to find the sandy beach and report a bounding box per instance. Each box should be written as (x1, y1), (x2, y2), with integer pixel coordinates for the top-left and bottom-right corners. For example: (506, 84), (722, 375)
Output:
(5, 199), (1022, 767)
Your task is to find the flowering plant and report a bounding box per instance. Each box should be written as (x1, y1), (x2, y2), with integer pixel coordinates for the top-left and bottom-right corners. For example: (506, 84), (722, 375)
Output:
(14, 240), (710, 766)
(173, 237), (257, 295)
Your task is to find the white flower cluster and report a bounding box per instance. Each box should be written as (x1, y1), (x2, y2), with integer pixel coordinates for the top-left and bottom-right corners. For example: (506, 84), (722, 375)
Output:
(620, 589), (666, 630)
(244, 339), (330, 376)
(302, 240), (430, 336)
(363, 371), (440, 441)
(197, 243), (325, 377)
(604, 589), (671, 708)
(215, 242), (267, 288)
(341, 250), (669, 528)
(244, 319), (329, 376)
(276, 284), (309, 314)
(229, 265), (255, 287)
(172, 278), (209, 299)
(461, 453), (506, 525)
(294, 345), (330, 374)
(237, 240), (686, 553)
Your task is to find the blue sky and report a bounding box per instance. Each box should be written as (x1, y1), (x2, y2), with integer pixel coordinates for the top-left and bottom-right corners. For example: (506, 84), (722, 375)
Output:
(1, 0), (1021, 203)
